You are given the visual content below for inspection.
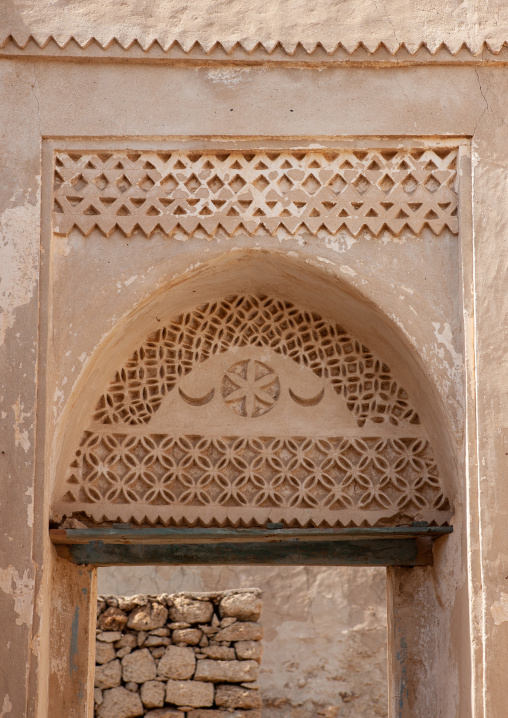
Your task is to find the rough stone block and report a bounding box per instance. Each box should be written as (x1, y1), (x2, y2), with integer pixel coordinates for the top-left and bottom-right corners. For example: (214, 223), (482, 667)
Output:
(201, 645), (236, 660)
(214, 623), (262, 642)
(98, 607), (129, 632)
(157, 645), (196, 679)
(168, 621), (191, 629)
(215, 684), (262, 709)
(95, 659), (122, 689)
(150, 646), (166, 658)
(144, 635), (171, 647)
(97, 631), (123, 643)
(187, 711), (261, 718)
(219, 593), (263, 621)
(165, 679), (214, 707)
(116, 595), (148, 612)
(219, 617), (237, 628)
(172, 627), (202, 645)
(140, 680), (165, 708)
(96, 640), (116, 664)
(116, 647), (132, 659)
(94, 688), (103, 706)
(149, 627), (170, 636)
(194, 659), (258, 683)
(144, 709), (182, 718)
(97, 686), (144, 718)
(234, 641), (262, 662)
(122, 648), (157, 683)
(127, 603), (168, 631)
(115, 633), (138, 649)
(169, 596), (214, 624)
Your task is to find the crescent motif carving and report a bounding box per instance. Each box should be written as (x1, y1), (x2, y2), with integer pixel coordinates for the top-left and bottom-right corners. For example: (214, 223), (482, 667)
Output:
(288, 387), (325, 407)
(178, 387), (215, 406)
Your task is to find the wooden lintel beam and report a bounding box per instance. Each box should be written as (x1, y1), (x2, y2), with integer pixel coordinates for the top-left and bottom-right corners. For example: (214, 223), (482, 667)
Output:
(50, 526), (452, 567)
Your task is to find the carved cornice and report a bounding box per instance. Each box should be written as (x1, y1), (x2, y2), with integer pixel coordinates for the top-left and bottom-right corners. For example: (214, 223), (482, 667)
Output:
(53, 149), (458, 240)
(3, 0), (508, 63)
(2, 36), (508, 62)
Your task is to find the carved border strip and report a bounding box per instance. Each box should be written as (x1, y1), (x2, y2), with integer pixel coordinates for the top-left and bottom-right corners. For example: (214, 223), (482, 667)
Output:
(53, 148), (458, 239)
(59, 433), (449, 527)
(3, 35), (508, 59)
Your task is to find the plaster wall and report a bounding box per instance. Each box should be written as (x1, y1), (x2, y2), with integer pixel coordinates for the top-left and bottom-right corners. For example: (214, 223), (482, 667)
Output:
(0, 44), (505, 718)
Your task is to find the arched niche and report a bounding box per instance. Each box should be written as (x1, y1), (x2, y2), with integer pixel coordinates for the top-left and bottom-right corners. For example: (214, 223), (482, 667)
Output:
(51, 251), (455, 528)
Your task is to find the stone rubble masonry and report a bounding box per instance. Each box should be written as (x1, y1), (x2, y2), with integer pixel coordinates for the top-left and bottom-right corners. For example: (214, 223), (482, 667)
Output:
(165, 680), (214, 707)
(97, 687), (144, 718)
(158, 645), (196, 679)
(194, 659), (259, 683)
(95, 590), (263, 718)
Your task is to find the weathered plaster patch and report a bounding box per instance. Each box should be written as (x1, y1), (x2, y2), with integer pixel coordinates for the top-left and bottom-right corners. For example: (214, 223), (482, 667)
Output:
(53, 236), (70, 257)
(490, 593), (508, 625)
(339, 265), (357, 277)
(25, 487), (33, 528)
(0, 182), (41, 347)
(0, 695), (12, 717)
(11, 397), (31, 452)
(430, 322), (464, 414)
(52, 386), (65, 420)
(324, 233), (357, 253)
(0, 566), (34, 626)
(205, 67), (251, 86)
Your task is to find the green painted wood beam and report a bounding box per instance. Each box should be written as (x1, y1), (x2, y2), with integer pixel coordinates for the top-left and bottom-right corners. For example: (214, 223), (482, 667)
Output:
(50, 526), (452, 567)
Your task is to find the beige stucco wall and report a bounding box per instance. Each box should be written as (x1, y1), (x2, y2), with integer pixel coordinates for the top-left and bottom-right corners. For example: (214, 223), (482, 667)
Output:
(0, 59), (473, 718)
(2, 2), (508, 715)
(98, 566), (388, 717)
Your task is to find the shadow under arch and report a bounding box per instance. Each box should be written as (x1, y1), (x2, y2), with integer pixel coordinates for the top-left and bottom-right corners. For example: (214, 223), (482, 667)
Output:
(50, 249), (457, 526)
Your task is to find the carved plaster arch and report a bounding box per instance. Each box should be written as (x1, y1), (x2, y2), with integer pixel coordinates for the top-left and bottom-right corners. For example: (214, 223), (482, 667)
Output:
(52, 262), (452, 529)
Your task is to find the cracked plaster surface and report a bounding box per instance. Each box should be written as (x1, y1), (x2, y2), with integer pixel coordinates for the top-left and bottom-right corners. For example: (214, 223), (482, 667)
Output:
(0, 565), (35, 627)
(0, 182), (40, 348)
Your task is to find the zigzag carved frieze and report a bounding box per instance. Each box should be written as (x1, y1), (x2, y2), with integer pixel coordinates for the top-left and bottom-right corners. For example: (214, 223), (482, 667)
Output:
(52, 149), (458, 239)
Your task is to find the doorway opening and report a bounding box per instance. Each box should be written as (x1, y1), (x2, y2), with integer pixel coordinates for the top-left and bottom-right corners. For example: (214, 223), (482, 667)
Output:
(95, 564), (388, 718)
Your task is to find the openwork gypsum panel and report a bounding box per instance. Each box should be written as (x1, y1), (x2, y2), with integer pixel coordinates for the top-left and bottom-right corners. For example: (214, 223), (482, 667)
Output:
(56, 295), (451, 527)
(52, 148), (458, 239)
(63, 434), (449, 527)
(93, 294), (420, 428)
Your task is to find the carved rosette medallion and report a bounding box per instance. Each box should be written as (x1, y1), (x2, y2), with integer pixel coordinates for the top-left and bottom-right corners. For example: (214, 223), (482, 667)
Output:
(54, 294), (451, 528)
(222, 360), (280, 417)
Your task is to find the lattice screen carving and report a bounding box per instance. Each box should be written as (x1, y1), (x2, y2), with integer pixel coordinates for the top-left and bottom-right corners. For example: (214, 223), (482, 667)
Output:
(52, 149), (458, 239)
(55, 295), (450, 527)
(93, 295), (419, 428)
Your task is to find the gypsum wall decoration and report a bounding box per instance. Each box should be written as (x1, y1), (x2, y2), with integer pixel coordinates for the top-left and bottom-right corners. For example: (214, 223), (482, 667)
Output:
(52, 149), (458, 240)
(55, 295), (451, 527)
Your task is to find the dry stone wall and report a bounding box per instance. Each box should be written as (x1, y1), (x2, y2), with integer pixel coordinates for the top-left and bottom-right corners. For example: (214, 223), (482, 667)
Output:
(95, 590), (263, 718)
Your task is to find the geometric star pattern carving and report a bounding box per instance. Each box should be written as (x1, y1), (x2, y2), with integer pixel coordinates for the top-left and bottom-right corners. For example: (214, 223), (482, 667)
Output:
(55, 294), (451, 527)
(52, 148), (458, 239)
(61, 434), (449, 527)
(92, 294), (421, 428)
